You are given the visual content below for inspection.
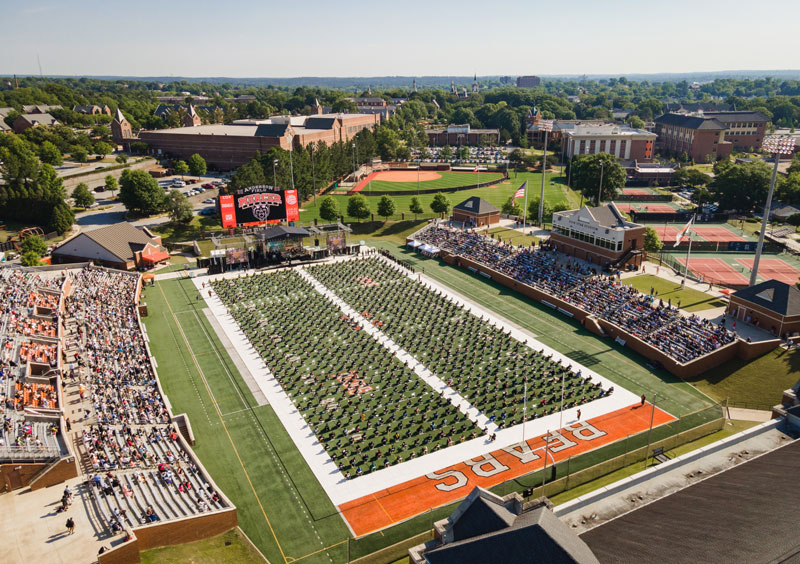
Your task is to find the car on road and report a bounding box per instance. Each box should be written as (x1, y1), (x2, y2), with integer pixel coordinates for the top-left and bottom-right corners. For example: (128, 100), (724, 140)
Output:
(199, 207), (217, 216)
(93, 186), (105, 193)
(203, 198), (215, 204)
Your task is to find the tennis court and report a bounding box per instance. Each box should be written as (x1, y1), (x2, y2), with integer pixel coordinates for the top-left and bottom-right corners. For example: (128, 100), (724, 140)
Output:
(677, 257), (750, 285)
(654, 225), (745, 244)
(622, 188), (650, 196)
(639, 204), (680, 214)
(737, 258), (800, 285)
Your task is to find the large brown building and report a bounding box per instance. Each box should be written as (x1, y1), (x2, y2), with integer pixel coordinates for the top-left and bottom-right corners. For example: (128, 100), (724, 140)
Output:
(703, 111), (769, 151)
(550, 203), (645, 268)
(13, 113), (58, 134)
(51, 222), (169, 270)
(111, 109), (133, 143)
(561, 124), (656, 162)
(426, 124), (501, 146)
(728, 279), (800, 338)
(653, 113), (732, 163)
(138, 113), (380, 169)
(516, 75), (541, 88)
(452, 197), (500, 227)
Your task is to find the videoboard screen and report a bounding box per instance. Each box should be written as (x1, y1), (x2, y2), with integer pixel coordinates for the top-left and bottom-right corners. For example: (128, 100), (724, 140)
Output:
(220, 185), (300, 228)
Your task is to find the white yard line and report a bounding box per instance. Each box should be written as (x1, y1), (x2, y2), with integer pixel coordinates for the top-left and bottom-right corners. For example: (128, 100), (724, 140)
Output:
(192, 254), (643, 506)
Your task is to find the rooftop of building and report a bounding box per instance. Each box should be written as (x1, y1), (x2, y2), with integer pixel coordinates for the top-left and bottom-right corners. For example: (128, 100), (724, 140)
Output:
(702, 110), (770, 123)
(53, 222), (161, 262)
(731, 279), (800, 317)
(564, 124), (655, 137)
(453, 196), (500, 215)
(554, 203), (641, 230)
(654, 113), (728, 130)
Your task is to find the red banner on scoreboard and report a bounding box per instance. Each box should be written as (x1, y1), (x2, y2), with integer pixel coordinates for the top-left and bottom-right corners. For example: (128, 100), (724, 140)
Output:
(285, 189), (300, 222)
(219, 195), (236, 228)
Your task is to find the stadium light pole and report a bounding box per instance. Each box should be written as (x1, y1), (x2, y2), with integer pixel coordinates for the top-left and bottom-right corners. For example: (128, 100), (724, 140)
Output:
(272, 159), (278, 189)
(351, 143), (357, 181)
(597, 160), (604, 207)
(538, 120), (554, 227)
(310, 142), (316, 207)
(541, 430), (550, 491)
(644, 393), (658, 469)
(288, 136), (295, 192)
(749, 136), (796, 286)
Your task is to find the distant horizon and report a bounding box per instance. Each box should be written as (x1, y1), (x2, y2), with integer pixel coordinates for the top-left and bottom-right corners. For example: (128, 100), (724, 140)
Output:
(3, 69), (800, 81)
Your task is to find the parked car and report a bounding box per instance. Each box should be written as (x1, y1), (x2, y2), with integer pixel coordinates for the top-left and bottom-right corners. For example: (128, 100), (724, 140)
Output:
(202, 183), (214, 189)
(199, 207), (217, 216)
(171, 180), (186, 188)
(203, 198), (215, 204)
(93, 186), (105, 193)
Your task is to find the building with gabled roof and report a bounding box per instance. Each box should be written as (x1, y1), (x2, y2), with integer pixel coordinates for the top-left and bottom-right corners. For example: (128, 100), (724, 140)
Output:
(73, 104), (111, 116)
(409, 487), (599, 564)
(13, 113), (59, 133)
(550, 203), (646, 268)
(452, 196), (500, 227)
(654, 112), (732, 162)
(728, 279), (800, 338)
(51, 222), (169, 271)
(111, 108), (133, 143)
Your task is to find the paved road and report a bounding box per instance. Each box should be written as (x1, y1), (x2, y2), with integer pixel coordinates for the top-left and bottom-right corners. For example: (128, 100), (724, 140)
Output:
(74, 174), (225, 232)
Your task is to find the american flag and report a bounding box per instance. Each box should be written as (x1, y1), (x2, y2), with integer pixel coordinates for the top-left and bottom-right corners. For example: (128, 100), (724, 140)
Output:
(513, 181), (527, 200)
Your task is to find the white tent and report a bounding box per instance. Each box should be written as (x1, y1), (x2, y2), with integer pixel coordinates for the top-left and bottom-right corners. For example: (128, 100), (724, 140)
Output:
(407, 240), (421, 248)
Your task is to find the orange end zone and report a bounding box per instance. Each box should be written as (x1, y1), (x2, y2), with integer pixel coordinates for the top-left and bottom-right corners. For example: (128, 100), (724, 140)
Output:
(339, 403), (675, 537)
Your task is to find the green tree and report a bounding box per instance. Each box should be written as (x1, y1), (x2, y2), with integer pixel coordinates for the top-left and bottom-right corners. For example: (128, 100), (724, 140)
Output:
(626, 115), (646, 129)
(39, 141), (62, 166)
(174, 160), (189, 178)
(674, 168), (712, 187)
(409, 196), (424, 219)
(166, 190), (193, 224)
(115, 154), (128, 164)
(377, 195), (396, 220)
(430, 193), (450, 216)
(104, 174), (118, 196)
(527, 197), (552, 223)
(644, 226), (663, 253)
(501, 196), (522, 216)
(787, 154), (800, 175)
(187, 153), (207, 176)
(318, 196), (339, 222)
(570, 153), (626, 204)
(787, 212), (800, 229)
(439, 145), (452, 160)
(49, 203), (74, 234)
(710, 161), (771, 212)
(713, 156), (732, 175)
(72, 182), (95, 209)
(119, 169), (165, 215)
(94, 141), (113, 159)
(777, 172), (800, 205)
(375, 128), (400, 161)
(21, 235), (47, 256)
(20, 251), (42, 267)
(346, 194), (370, 222)
(72, 146), (88, 163)
(691, 187), (715, 206)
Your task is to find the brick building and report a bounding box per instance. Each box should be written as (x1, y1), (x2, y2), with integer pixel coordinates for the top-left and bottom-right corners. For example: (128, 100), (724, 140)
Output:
(13, 113), (58, 133)
(138, 113), (380, 169)
(550, 203), (645, 268)
(703, 111), (769, 151)
(111, 109), (133, 144)
(452, 197), (500, 227)
(425, 124), (501, 146)
(728, 279), (800, 338)
(516, 75), (541, 88)
(561, 124), (656, 162)
(73, 104), (111, 115)
(653, 113), (732, 163)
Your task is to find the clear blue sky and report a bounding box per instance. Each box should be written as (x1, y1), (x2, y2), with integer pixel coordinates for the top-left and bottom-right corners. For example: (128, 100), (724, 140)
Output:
(3, 0), (797, 77)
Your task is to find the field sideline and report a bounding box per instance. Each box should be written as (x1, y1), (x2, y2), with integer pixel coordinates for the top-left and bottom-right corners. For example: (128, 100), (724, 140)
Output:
(143, 248), (722, 563)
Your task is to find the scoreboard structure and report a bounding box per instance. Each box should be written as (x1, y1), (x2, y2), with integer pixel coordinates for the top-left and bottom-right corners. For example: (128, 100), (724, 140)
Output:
(220, 185), (300, 228)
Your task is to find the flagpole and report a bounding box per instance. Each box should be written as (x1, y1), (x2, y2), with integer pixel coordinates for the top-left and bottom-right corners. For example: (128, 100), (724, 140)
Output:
(683, 214), (695, 285)
(523, 181), (529, 232)
(522, 379), (527, 442)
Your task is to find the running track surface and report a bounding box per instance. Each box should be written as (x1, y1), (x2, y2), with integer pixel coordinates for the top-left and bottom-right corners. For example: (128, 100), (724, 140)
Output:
(677, 257), (749, 285)
(339, 403), (675, 537)
(737, 258), (800, 284)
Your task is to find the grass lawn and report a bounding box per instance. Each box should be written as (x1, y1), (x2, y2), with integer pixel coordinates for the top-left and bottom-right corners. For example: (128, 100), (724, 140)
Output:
(151, 216), (224, 244)
(301, 172), (579, 224)
(485, 226), (539, 246)
(624, 274), (728, 312)
(548, 418), (760, 506)
(140, 528), (266, 564)
(687, 345), (800, 409)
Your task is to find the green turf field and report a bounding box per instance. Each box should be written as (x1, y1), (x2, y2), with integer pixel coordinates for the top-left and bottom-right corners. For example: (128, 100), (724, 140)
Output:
(144, 243), (732, 563)
(300, 172), (579, 224)
(359, 171), (504, 193)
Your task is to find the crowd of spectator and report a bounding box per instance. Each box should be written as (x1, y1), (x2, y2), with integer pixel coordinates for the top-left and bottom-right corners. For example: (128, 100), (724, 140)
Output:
(414, 226), (735, 363)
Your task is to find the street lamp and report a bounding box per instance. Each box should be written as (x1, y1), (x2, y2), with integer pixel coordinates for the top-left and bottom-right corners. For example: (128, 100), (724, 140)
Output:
(288, 135), (295, 192)
(538, 120), (554, 226)
(750, 136), (796, 286)
(351, 143), (357, 179)
(272, 159), (278, 189)
(310, 143), (316, 207)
